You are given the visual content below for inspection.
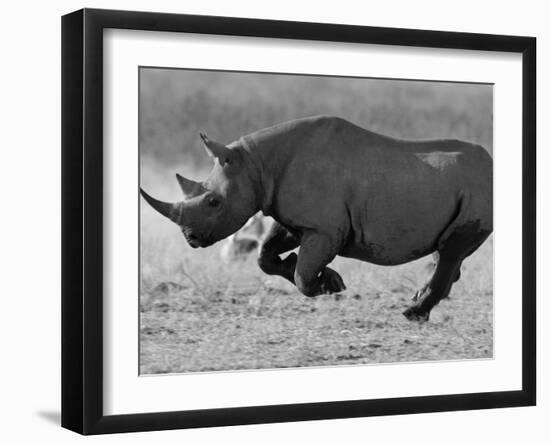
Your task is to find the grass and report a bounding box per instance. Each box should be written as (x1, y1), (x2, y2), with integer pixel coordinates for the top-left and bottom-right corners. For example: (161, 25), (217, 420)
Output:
(139, 68), (493, 374)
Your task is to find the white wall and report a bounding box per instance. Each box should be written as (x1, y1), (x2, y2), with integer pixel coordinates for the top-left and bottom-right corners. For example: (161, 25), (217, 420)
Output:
(0, 0), (546, 441)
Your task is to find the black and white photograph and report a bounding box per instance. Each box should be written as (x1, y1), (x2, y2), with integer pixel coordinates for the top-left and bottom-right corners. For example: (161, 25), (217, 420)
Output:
(139, 68), (493, 375)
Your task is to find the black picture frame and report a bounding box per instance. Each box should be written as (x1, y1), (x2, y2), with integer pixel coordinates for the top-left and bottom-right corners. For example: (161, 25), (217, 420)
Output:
(61, 8), (536, 435)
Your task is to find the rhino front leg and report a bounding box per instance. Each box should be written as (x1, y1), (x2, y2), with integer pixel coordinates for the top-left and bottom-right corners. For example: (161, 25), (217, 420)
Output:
(294, 233), (346, 297)
(258, 222), (300, 283)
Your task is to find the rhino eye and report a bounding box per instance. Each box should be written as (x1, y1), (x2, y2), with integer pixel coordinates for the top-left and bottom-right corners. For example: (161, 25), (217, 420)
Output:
(208, 196), (220, 208)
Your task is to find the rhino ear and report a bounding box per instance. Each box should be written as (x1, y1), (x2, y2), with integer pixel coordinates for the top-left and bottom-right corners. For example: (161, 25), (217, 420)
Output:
(200, 132), (232, 165)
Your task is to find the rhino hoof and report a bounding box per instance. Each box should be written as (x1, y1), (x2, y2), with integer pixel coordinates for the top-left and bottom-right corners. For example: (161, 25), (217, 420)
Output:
(403, 306), (430, 322)
(320, 268), (346, 294)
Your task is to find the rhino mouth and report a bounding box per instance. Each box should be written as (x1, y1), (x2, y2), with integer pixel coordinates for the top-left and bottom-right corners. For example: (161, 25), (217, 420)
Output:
(184, 232), (214, 248)
(187, 239), (200, 249)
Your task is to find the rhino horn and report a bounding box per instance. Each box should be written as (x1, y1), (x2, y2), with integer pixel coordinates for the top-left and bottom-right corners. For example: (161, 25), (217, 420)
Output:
(175, 173), (202, 198)
(200, 132), (232, 165)
(139, 188), (181, 223)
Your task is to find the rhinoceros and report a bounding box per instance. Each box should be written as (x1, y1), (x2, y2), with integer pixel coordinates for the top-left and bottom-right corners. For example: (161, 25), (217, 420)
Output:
(140, 116), (492, 321)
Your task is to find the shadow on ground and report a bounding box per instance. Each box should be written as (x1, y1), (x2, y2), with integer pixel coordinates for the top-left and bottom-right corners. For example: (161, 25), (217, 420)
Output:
(36, 410), (60, 426)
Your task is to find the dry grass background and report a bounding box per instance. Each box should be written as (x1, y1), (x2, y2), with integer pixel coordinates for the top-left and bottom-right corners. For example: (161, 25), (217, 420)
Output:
(139, 68), (493, 374)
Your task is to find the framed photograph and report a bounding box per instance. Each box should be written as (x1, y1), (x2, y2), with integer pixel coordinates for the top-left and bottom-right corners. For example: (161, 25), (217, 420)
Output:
(61, 8), (536, 435)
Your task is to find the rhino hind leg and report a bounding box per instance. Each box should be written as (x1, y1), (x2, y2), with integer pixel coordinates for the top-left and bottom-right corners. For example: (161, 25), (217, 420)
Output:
(403, 224), (490, 322)
(411, 252), (461, 303)
(403, 256), (463, 322)
(404, 189), (492, 321)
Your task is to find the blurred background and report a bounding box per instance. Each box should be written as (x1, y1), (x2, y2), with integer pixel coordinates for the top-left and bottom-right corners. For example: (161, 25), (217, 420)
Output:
(139, 68), (493, 375)
(140, 68), (492, 172)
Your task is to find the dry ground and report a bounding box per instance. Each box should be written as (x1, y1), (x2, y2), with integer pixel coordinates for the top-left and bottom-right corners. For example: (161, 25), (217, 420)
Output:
(139, 216), (493, 374)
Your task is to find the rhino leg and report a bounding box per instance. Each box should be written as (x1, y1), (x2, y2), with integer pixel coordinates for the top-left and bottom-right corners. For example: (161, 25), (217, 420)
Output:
(258, 222), (300, 283)
(411, 252), (461, 303)
(404, 189), (491, 321)
(294, 233), (346, 297)
(403, 224), (490, 322)
(403, 256), (463, 321)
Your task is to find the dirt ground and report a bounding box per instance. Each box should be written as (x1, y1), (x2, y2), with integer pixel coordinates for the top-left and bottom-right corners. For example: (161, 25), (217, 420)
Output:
(139, 229), (493, 374)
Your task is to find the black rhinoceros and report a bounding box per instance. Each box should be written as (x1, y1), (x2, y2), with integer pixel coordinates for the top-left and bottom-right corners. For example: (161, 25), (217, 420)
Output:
(140, 116), (492, 321)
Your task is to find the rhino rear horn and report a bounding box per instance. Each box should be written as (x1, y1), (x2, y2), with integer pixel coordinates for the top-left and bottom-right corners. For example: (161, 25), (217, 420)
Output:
(200, 132), (232, 165)
(176, 173), (202, 197)
(140, 188), (181, 223)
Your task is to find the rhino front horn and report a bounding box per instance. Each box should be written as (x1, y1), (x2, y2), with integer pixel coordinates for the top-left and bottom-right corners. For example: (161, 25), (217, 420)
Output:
(139, 188), (181, 223)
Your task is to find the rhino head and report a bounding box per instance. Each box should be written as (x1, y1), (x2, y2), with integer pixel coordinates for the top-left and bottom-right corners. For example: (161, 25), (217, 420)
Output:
(140, 133), (259, 248)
